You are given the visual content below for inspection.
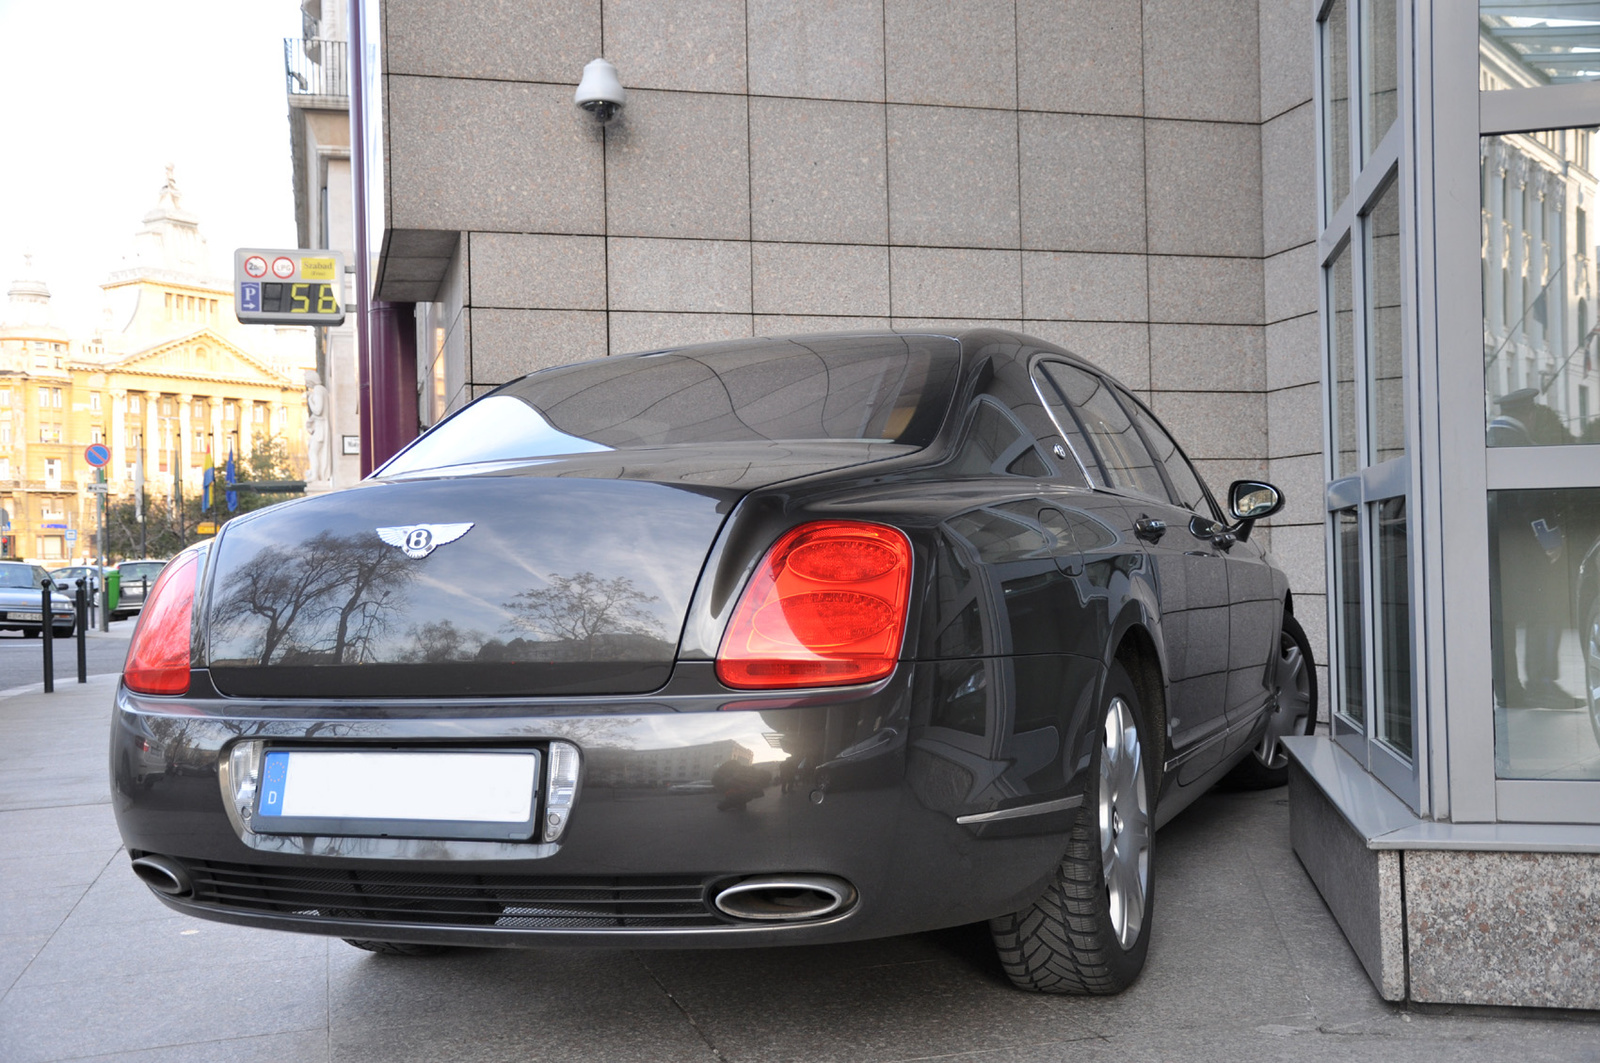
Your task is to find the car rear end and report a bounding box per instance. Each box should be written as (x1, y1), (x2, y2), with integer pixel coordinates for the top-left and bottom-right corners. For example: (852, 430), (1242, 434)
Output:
(109, 334), (1074, 949)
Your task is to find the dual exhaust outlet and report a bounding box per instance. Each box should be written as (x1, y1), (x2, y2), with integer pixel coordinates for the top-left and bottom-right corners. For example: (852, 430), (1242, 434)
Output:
(131, 855), (855, 925)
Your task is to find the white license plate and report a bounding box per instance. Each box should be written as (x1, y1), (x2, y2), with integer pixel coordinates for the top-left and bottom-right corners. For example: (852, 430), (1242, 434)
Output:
(10, 613), (41, 622)
(256, 751), (539, 824)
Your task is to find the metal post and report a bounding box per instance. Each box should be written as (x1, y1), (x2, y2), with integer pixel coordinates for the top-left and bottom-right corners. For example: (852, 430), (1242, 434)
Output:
(40, 579), (53, 694)
(98, 468), (109, 633)
(74, 579), (87, 684)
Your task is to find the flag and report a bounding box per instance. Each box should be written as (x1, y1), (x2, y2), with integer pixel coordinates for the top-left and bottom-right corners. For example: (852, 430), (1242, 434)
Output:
(201, 467), (214, 512)
(226, 444), (238, 513)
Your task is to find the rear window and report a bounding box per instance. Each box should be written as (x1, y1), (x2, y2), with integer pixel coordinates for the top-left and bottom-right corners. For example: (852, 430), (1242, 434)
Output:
(382, 335), (960, 475)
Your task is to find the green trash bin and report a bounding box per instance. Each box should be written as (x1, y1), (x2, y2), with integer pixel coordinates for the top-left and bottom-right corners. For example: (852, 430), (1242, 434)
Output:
(105, 568), (120, 616)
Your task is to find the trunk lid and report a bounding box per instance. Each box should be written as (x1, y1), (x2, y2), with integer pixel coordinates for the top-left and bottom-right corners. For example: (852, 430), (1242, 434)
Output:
(203, 474), (733, 698)
(202, 442), (916, 699)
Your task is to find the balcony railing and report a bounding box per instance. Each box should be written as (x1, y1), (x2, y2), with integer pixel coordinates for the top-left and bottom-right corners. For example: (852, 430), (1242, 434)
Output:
(284, 37), (348, 100)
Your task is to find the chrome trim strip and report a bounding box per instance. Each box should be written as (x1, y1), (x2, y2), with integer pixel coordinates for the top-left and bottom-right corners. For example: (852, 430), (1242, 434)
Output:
(956, 794), (1085, 825)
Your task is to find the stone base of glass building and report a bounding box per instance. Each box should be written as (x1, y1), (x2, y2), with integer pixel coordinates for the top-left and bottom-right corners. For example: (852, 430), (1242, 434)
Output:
(1285, 738), (1600, 1010)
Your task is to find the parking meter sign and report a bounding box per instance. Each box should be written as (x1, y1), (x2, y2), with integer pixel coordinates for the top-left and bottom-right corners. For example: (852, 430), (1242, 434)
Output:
(84, 444), (110, 468)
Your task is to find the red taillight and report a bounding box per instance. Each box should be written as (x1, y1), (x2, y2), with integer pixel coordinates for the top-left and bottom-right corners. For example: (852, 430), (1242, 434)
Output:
(123, 552), (198, 696)
(716, 521), (912, 690)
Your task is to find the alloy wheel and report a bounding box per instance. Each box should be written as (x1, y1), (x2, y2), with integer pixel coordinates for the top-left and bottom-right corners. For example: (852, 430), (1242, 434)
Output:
(1099, 695), (1149, 951)
(1256, 630), (1313, 770)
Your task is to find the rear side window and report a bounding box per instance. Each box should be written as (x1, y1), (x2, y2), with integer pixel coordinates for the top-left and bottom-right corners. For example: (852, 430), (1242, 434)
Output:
(1115, 390), (1217, 517)
(946, 399), (1051, 478)
(1038, 363), (1166, 500)
(382, 335), (960, 475)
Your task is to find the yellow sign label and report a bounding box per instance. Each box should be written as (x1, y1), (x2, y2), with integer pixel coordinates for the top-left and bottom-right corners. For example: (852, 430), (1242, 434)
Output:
(195, 521), (217, 535)
(298, 257), (336, 281)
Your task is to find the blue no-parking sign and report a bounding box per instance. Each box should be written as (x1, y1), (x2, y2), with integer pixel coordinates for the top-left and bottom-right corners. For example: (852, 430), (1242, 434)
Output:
(84, 444), (110, 468)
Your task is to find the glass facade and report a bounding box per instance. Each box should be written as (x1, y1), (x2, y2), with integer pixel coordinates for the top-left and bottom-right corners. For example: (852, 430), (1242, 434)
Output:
(1331, 242), (1358, 479)
(1360, 0), (1397, 159)
(1367, 175), (1405, 464)
(1481, 7), (1600, 92)
(1320, 0), (1415, 797)
(1323, 0), (1351, 221)
(1490, 487), (1600, 780)
(1482, 127), (1600, 446)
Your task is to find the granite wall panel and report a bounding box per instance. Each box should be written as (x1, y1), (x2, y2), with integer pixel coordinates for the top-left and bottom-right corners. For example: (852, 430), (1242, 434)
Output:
(1405, 850), (1600, 1009)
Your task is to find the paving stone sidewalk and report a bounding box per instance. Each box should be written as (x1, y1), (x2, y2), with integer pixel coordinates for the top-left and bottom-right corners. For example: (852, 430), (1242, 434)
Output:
(2, 676), (1596, 1062)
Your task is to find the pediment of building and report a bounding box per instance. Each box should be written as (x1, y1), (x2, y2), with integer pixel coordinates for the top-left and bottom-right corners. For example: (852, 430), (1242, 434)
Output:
(107, 330), (296, 389)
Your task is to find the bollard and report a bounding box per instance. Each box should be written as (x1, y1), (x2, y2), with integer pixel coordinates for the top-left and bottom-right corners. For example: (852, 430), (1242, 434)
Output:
(74, 579), (88, 684)
(39, 579), (53, 694)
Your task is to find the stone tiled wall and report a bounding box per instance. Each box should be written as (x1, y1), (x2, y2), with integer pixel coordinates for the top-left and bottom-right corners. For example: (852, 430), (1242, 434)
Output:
(383, 0), (1326, 668)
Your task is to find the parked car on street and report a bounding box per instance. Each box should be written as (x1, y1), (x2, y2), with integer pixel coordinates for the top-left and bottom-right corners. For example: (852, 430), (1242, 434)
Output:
(112, 560), (168, 620)
(0, 561), (78, 637)
(50, 565), (101, 596)
(111, 330), (1315, 994)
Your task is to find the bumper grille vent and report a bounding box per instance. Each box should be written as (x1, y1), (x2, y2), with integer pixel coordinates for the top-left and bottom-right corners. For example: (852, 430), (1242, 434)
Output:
(176, 859), (721, 928)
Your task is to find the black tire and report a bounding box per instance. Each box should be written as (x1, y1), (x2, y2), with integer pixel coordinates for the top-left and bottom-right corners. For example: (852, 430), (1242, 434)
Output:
(22, 628), (38, 639)
(1224, 611), (1318, 790)
(990, 660), (1154, 995)
(53, 624), (73, 639)
(342, 939), (451, 956)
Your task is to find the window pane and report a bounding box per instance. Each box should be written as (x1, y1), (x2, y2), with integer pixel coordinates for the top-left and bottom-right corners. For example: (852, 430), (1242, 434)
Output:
(1481, 6), (1600, 91)
(1489, 488), (1600, 780)
(1333, 507), (1366, 729)
(1375, 497), (1412, 758)
(1121, 393), (1215, 517)
(1367, 173), (1405, 463)
(1329, 242), (1359, 477)
(1324, 0), (1351, 217)
(1483, 129), (1600, 446)
(1040, 365), (1166, 500)
(1360, 0), (1397, 160)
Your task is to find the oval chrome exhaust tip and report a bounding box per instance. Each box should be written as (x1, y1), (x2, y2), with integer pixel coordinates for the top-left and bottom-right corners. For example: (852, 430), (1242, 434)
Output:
(712, 875), (856, 922)
(130, 856), (194, 898)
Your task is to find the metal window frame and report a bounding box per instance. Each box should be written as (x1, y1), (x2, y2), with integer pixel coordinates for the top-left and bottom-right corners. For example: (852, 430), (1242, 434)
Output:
(1318, 0), (1427, 811)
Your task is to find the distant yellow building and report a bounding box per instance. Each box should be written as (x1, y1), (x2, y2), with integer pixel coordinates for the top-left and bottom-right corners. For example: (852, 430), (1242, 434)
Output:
(0, 170), (308, 562)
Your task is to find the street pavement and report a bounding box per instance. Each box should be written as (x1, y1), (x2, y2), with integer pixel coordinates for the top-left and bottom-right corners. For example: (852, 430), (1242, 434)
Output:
(2, 678), (1597, 1062)
(0, 619), (134, 693)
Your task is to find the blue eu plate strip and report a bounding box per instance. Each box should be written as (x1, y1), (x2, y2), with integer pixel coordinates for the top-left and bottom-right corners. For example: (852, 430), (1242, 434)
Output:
(258, 752), (289, 817)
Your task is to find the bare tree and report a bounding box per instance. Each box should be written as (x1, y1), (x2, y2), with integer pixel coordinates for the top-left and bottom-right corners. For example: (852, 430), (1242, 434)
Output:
(505, 572), (665, 660)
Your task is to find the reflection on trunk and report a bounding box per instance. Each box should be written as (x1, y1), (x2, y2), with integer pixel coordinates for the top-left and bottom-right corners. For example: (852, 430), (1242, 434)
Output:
(503, 572), (670, 662)
(209, 531), (417, 666)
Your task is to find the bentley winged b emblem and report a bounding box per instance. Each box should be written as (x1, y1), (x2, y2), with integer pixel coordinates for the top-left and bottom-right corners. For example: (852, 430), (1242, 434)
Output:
(376, 522), (475, 559)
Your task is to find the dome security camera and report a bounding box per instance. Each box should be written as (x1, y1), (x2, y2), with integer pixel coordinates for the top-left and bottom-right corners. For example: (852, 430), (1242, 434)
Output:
(575, 59), (625, 123)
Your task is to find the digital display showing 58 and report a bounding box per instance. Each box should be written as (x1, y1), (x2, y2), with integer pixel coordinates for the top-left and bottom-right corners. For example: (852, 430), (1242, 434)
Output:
(259, 283), (340, 315)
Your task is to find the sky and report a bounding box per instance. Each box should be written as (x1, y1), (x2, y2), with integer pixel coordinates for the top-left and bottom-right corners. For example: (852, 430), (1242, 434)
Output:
(0, 0), (309, 330)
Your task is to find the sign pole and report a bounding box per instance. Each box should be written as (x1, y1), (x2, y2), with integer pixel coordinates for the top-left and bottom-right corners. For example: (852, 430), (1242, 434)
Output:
(83, 445), (112, 633)
(97, 467), (108, 632)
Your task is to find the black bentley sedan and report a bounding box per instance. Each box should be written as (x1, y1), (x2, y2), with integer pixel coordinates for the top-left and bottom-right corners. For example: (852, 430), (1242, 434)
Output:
(111, 329), (1315, 995)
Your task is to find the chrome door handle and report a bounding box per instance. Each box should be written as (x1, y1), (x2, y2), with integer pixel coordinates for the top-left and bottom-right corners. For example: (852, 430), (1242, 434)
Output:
(1134, 517), (1167, 543)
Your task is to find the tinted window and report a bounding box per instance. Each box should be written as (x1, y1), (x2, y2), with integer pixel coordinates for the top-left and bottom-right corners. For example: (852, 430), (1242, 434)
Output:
(1116, 390), (1215, 517)
(947, 400), (1050, 478)
(1039, 364), (1166, 499)
(384, 336), (959, 475)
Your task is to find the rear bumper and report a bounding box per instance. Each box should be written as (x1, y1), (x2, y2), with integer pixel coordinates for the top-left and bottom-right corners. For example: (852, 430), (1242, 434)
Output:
(110, 660), (1093, 948)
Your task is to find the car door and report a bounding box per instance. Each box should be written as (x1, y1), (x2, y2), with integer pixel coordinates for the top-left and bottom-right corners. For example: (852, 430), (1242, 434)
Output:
(1110, 389), (1277, 734)
(1034, 360), (1234, 784)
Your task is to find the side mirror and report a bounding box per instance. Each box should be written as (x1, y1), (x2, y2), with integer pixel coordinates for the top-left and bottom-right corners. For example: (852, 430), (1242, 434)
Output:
(1226, 480), (1284, 540)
